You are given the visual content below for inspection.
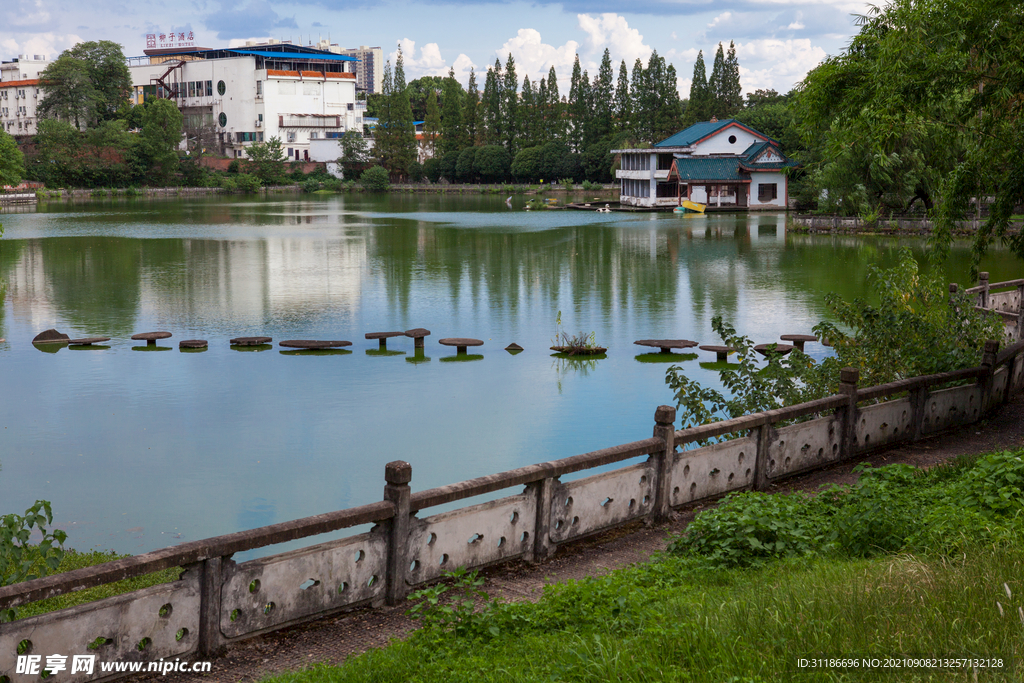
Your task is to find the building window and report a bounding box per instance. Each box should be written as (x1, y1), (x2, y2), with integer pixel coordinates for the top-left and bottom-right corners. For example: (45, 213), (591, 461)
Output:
(206, 80), (213, 96)
(188, 81), (196, 97)
(758, 183), (778, 202)
(256, 80), (263, 97)
(310, 132), (319, 139)
(287, 147), (293, 157)
(217, 80), (226, 96)
(219, 112), (227, 127)
(286, 131), (296, 142)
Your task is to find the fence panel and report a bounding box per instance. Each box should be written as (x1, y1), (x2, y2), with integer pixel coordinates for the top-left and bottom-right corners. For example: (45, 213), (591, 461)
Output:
(219, 531), (386, 638)
(921, 385), (982, 434)
(671, 437), (756, 505)
(0, 572), (200, 683)
(549, 463), (655, 544)
(405, 494), (536, 586)
(768, 416), (842, 479)
(855, 399), (913, 452)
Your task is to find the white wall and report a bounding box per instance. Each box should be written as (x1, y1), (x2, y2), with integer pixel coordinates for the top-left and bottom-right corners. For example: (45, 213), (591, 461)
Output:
(749, 172), (787, 208)
(692, 125), (765, 155)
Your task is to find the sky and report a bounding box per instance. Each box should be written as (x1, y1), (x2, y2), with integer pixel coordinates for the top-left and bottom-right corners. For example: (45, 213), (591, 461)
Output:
(2, 0), (873, 97)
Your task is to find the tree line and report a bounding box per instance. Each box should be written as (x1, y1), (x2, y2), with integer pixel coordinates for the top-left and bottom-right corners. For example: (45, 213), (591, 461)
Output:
(369, 42), (747, 184)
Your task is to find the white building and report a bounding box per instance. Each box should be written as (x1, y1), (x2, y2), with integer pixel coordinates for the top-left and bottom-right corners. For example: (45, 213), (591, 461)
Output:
(307, 42), (383, 95)
(614, 118), (797, 210)
(0, 55), (50, 137)
(128, 43), (363, 160)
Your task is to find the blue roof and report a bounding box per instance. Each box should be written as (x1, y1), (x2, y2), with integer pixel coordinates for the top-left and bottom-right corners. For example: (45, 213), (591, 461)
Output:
(228, 49), (357, 62)
(655, 119), (772, 148)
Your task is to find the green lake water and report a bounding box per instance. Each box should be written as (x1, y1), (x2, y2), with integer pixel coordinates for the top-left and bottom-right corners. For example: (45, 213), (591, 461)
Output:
(0, 194), (1018, 558)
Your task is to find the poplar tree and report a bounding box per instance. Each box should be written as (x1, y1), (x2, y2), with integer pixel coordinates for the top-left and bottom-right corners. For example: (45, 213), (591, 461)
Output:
(545, 66), (564, 141)
(463, 68), (480, 145)
(502, 53), (520, 155)
(630, 58), (645, 136)
(375, 59), (398, 171)
(520, 76), (539, 149)
(686, 50), (710, 124)
(568, 55), (586, 152)
(614, 60), (631, 132)
(424, 87), (441, 158)
(392, 46), (417, 175)
(708, 42), (727, 118)
(440, 67), (465, 155)
(482, 58), (504, 146)
(723, 41), (744, 116)
(592, 48), (615, 141)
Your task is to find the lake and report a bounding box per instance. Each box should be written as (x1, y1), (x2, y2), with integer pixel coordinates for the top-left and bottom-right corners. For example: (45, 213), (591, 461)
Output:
(0, 194), (1018, 558)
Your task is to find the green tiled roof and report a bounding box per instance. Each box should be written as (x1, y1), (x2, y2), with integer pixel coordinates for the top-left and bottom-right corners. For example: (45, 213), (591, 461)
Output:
(670, 157), (747, 181)
(655, 119), (771, 148)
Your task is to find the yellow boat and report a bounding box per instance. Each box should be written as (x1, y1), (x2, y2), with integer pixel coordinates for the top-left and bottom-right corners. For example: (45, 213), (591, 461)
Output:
(674, 200), (706, 214)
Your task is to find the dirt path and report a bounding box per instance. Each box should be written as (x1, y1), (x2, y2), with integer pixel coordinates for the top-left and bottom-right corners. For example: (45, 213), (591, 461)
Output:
(145, 394), (1024, 683)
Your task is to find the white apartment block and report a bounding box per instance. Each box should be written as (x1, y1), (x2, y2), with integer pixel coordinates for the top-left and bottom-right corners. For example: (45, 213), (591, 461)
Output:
(308, 41), (382, 95)
(128, 43), (364, 160)
(0, 55), (50, 137)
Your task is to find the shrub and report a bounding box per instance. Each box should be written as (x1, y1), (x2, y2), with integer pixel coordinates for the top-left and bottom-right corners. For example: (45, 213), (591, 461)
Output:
(219, 176), (237, 192)
(234, 173), (261, 194)
(423, 157), (442, 183)
(559, 178), (574, 192)
(301, 178), (321, 193)
(226, 159), (240, 174)
(360, 165), (390, 192)
(1, 501), (67, 622)
(407, 160), (425, 183)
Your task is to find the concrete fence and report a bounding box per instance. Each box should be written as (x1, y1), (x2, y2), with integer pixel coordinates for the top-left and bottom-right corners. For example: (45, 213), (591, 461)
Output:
(789, 214), (1024, 234)
(2, 279), (1024, 682)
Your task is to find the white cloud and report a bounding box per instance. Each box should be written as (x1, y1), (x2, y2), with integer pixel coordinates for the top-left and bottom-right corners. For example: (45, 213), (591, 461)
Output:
(227, 36), (273, 47)
(8, 0), (51, 28)
(389, 39), (476, 83)
(496, 28), (579, 86)
(707, 12), (732, 29)
(2, 32), (84, 59)
(734, 38), (827, 93)
(576, 13), (651, 66)
(787, 11), (806, 30)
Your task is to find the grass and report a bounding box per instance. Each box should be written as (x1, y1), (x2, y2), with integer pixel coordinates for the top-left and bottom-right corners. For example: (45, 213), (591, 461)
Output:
(4, 550), (180, 621)
(264, 450), (1024, 683)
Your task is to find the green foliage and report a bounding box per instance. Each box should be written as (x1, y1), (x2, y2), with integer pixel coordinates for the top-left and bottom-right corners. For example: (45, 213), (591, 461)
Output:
(336, 130), (370, 177)
(139, 99), (183, 184)
(234, 173), (261, 194)
(360, 165), (390, 192)
(243, 137), (286, 185)
(551, 310), (601, 354)
(671, 448), (1024, 568)
(667, 248), (1003, 430)
(1, 501), (67, 622)
(422, 157), (442, 182)
(375, 48), (417, 177)
(0, 129), (25, 186)
(301, 178), (322, 193)
(38, 41), (131, 130)
(473, 145), (510, 183)
(406, 568), (495, 640)
(558, 178), (574, 192)
(227, 159), (240, 174)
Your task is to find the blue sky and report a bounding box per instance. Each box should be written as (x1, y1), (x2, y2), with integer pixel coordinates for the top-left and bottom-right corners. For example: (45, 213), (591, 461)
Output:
(3, 0), (870, 95)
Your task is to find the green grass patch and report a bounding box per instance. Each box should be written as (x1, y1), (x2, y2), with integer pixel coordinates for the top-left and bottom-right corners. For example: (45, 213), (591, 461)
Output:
(5, 550), (180, 621)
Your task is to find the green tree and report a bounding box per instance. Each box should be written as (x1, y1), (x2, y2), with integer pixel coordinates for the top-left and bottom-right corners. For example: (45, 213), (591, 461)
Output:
(337, 129), (370, 177)
(30, 119), (83, 186)
(440, 68), (465, 155)
(482, 59), (503, 146)
(360, 165), (390, 191)
(38, 55), (100, 129)
(502, 53), (520, 155)
(375, 49), (417, 178)
(0, 130), (24, 186)
(592, 49), (615, 142)
(568, 55), (587, 151)
(686, 51), (711, 124)
(456, 146), (479, 182)
(708, 43), (727, 119)
(463, 68), (480, 146)
(404, 76), (445, 122)
(66, 41), (132, 123)
(245, 137), (287, 185)
(424, 87), (441, 158)
(543, 66), (564, 142)
(722, 41), (743, 116)
(473, 144), (511, 183)
(38, 41), (131, 129)
(614, 60), (631, 132)
(139, 98), (183, 184)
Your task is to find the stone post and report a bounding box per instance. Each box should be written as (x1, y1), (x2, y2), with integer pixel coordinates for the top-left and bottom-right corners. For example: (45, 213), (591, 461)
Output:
(980, 340), (1000, 415)
(651, 405), (677, 521)
(196, 556), (227, 657)
(383, 460), (412, 606)
(530, 477), (557, 563)
(752, 424), (774, 491)
(839, 367), (859, 458)
(979, 272), (990, 309)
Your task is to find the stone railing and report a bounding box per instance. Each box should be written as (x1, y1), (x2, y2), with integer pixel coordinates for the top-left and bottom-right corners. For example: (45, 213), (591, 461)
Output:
(2, 320), (1024, 681)
(967, 273), (1024, 343)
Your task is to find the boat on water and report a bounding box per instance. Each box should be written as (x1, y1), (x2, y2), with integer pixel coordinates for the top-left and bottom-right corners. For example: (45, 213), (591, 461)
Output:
(673, 200), (706, 214)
